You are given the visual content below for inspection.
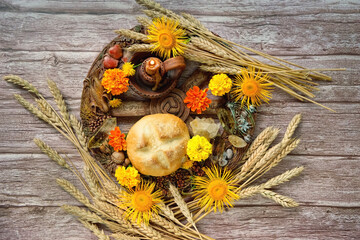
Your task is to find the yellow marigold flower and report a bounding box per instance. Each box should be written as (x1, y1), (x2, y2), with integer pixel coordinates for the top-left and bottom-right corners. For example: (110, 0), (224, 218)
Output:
(122, 62), (136, 77)
(187, 135), (212, 162)
(193, 165), (239, 213)
(109, 98), (122, 108)
(209, 73), (232, 96)
(115, 166), (140, 189)
(147, 17), (187, 59)
(119, 181), (163, 225)
(181, 159), (194, 170)
(101, 68), (129, 95)
(231, 66), (273, 108)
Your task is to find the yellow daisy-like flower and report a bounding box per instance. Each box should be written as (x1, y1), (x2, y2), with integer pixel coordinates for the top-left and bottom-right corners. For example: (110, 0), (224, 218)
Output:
(231, 66), (273, 108)
(193, 165), (239, 213)
(187, 135), (212, 162)
(115, 166), (140, 189)
(119, 181), (163, 225)
(209, 73), (232, 96)
(122, 62), (136, 77)
(181, 159), (194, 170)
(109, 98), (122, 108)
(147, 17), (187, 59)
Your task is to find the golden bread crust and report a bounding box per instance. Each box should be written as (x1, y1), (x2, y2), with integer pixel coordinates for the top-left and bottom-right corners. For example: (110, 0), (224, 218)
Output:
(126, 114), (190, 176)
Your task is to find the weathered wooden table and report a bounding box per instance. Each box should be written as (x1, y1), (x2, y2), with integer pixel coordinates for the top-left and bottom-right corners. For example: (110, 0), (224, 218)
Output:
(1, 0), (359, 239)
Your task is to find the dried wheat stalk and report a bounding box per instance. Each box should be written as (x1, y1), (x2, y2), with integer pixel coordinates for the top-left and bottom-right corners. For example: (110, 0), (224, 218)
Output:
(34, 138), (70, 169)
(127, 44), (153, 53)
(243, 127), (278, 160)
(14, 94), (49, 123)
(111, 233), (141, 240)
(47, 79), (71, 126)
(70, 114), (87, 149)
(57, 178), (91, 207)
(62, 205), (104, 223)
(283, 114), (302, 142)
(261, 166), (304, 189)
(260, 190), (299, 207)
(200, 65), (240, 75)
(169, 184), (201, 238)
(191, 37), (232, 60)
(115, 29), (148, 41)
(79, 219), (110, 240)
(136, 16), (152, 27)
(35, 98), (63, 128)
(3, 75), (40, 97)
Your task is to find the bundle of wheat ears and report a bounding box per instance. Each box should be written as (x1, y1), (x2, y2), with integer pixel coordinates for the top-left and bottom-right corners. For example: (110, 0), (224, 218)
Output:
(4, 75), (304, 240)
(116, 0), (344, 111)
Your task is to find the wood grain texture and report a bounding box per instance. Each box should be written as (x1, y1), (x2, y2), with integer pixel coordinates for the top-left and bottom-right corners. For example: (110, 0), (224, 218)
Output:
(0, 0), (359, 239)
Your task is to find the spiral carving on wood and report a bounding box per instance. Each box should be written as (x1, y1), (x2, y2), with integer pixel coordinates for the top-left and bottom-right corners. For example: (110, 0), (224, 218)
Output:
(150, 88), (190, 121)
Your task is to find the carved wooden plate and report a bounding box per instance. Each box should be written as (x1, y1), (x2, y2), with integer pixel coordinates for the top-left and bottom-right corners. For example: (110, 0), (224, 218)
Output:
(80, 26), (256, 194)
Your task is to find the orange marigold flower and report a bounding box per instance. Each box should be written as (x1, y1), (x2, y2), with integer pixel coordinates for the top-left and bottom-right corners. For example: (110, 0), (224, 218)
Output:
(109, 126), (127, 152)
(184, 86), (212, 114)
(101, 68), (129, 96)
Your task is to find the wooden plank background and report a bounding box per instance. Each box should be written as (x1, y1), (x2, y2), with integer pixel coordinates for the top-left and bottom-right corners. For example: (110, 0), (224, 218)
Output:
(0, 0), (359, 239)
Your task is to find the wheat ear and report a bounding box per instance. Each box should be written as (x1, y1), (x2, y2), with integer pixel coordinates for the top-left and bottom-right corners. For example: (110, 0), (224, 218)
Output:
(3, 75), (40, 97)
(114, 29), (148, 41)
(191, 37), (231, 60)
(238, 166), (304, 197)
(83, 166), (100, 196)
(260, 190), (299, 208)
(111, 233), (140, 240)
(136, 16), (152, 27)
(243, 127), (278, 160)
(127, 44), (153, 53)
(237, 144), (268, 180)
(34, 139), (70, 169)
(79, 219), (110, 240)
(283, 114), (302, 142)
(136, 0), (178, 20)
(159, 203), (182, 226)
(270, 139), (300, 169)
(35, 98), (63, 127)
(169, 184), (201, 239)
(262, 166), (304, 189)
(94, 200), (143, 236)
(200, 65), (240, 75)
(151, 214), (182, 236)
(238, 185), (264, 199)
(62, 205), (104, 223)
(47, 79), (71, 125)
(14, 94), (49, 123)
(56, 178), (91, 207)
(70, 114), (87, 149)
(183, 52), (217, 65)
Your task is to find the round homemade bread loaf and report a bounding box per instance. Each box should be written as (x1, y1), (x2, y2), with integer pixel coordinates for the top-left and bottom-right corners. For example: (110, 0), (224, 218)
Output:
(126, 114), (190, 176)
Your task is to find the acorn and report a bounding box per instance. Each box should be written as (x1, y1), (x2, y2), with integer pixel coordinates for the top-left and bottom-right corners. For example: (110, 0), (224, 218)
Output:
(108, 45), (123, 59)
(111, 151), (125, 164)
(124, 158), (131, 167)
(103, 55), (119, 69)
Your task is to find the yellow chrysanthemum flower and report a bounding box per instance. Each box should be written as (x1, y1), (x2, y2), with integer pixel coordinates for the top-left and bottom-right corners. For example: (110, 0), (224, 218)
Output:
(115, 166), (140, 189)
(209, 73), (232, 96)
(147, 17), (187, 59)
(109, 98), (122, 108)
(231, 66), (273, 108)
(181, 159), (194, 170)
(122, 62), (136, 77)
(193, 165), (239, 213)
(187, 135), (212, 162)
(119, 181), (163, 225)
